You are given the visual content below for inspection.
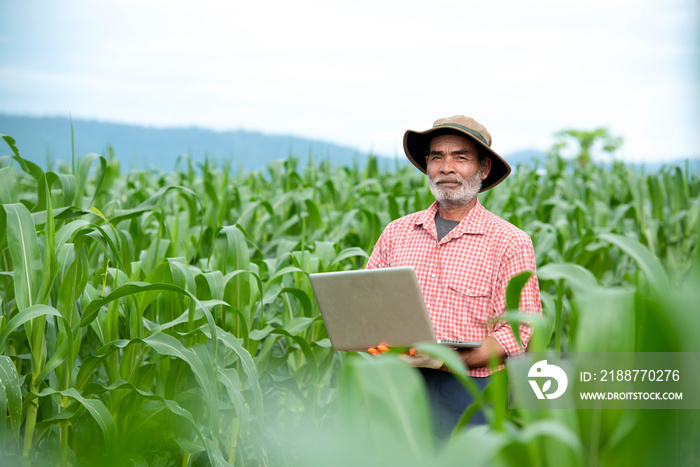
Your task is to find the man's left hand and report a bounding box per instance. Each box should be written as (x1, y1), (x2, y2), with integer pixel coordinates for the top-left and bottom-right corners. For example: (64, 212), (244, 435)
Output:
(458, 336), (507, 368)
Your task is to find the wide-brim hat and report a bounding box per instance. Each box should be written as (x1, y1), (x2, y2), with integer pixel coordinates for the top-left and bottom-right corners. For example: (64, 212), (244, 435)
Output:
(403, 115), (511, 192)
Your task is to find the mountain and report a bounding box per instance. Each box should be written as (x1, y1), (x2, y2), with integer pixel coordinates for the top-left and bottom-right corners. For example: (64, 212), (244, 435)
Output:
(2, 115), (696, 174)
(0, 115), (553, 173)
(0, 114), (392, 172)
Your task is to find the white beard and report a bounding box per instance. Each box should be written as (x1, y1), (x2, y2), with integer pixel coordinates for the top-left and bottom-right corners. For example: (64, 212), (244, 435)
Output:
(428, 168), (483, 208)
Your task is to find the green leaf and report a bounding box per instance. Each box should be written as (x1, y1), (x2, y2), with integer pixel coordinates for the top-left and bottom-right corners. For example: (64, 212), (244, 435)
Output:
(196, 271), (225, 300)
(55, 219), (92, 252)
(599, 232), (670, 296)
(79, 280), (221, 366)
(0, 166), (15, 204)
(506, 270), (534, 312)
(174, 438), (206, 455)
(1, 134), (20, 157)
(0, 304), (63, 352)
(37, 172), (77, 211)
(505, 270), (534, 348)
(76, 341), (126, 390)
(518, 419), (584, 456)
(574, 286), (636, 352)
(57, 249), (88, 332)
(83, 379), (202, 432)
(2, 203), (42, 310)
(279, 287), (313, 317)
(281, 316), (315, 335)
(109, 185), (198, 224)
(412, 342), (489, 431)
(27, 387), (116, 449)
(200, 325), (262, 420)
(30, 206), (88, 228)
(537, 262), (599, 295)
(337, 356), (435, 462)
(35, 338), (69, 382)
(77, 153), (107, 208)
(438, 426), (505, 466)
(265, 266), (304, 287)
(142, 335), (220, 433)
(329, 247), (369, 269)
(221, 225), (251, 272)
(0, 356), (22, 445)
(11, 154), (45, 188)
(218, 368), (251, 430)
(39, 175), (56, 309)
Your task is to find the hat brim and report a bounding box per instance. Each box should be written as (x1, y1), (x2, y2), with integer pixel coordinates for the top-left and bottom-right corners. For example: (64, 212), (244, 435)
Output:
(403, 127), (511, 192)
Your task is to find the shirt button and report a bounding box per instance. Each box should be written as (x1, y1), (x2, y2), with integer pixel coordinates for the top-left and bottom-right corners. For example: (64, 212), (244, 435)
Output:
(431, 273), (436, 278)
(466, 288), (471, 294)
(426, 304), (431, 308)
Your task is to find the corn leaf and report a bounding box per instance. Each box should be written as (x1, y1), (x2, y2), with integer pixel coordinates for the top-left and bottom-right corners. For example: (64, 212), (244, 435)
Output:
(2, 204), (42, 311)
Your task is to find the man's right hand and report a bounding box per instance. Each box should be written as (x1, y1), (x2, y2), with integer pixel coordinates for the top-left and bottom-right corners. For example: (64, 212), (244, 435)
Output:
(367, 344), (443, 369)
(368, 344), (391, 355)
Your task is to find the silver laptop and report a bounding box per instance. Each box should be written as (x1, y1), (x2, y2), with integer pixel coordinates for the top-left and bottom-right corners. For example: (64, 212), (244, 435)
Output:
(309, 267), (481, 351)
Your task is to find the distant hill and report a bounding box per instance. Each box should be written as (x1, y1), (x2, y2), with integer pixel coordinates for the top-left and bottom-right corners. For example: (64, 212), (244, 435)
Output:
(2, 115), (696, 174)
(0, 115), (392, 172)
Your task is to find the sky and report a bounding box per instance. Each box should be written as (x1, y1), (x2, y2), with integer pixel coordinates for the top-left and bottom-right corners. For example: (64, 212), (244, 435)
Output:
(1, 0), (698, 162)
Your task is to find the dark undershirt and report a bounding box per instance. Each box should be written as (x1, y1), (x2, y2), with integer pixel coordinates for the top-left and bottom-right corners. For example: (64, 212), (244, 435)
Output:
(435, 212), (461, 241)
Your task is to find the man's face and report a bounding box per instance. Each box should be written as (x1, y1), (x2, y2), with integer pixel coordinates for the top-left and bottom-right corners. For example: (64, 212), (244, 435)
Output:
(425, 134), (491, 206)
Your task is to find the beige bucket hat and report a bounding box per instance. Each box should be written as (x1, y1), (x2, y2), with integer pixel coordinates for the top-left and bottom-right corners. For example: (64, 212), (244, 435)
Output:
(403, 115), (512, 192)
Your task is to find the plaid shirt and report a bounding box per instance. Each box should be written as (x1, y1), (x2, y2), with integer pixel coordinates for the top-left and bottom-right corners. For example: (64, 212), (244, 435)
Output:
(366, 199), (541, 377)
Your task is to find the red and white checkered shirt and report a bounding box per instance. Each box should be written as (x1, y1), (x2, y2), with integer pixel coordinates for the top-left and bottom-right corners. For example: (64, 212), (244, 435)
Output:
(365, 199), (541, 377)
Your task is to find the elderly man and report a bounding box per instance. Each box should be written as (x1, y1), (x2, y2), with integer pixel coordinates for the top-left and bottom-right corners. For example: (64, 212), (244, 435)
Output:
(365, 115), (541, 434)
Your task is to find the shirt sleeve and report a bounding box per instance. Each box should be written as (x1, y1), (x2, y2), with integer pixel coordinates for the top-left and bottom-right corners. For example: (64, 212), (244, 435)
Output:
(489, 235), (542, 357)
(365, 226), (391, 270)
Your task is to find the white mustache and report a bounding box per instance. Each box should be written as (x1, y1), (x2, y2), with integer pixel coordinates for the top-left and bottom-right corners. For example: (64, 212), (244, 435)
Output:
(433, 176), (465, 185)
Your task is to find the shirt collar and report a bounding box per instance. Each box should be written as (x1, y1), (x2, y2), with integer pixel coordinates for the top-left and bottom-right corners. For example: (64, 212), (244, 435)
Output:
(415, 198), (488, 238)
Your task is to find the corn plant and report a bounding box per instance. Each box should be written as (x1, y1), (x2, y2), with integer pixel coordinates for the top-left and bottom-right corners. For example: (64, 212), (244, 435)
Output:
(1, 132), (699, 466)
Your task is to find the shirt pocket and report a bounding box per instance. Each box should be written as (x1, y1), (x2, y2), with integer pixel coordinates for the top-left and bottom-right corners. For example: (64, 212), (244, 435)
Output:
(448, 278), (492, 328)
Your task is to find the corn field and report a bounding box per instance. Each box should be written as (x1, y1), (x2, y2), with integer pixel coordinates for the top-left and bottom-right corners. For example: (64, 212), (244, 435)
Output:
(1, 133), (699, 466)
